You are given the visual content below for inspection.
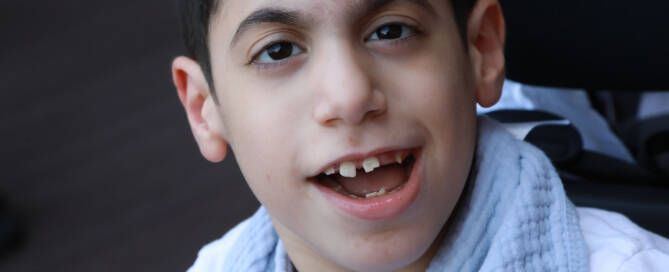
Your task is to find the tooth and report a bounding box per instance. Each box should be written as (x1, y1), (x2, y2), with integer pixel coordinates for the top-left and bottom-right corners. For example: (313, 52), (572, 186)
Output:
(365, 188), (387, 198)
(395, 152), (403, 164)
(348, 194), (362, 199)
(362, 157), (380, 173)
(325, 167), (335, 175)
(339, 162), (356, 178)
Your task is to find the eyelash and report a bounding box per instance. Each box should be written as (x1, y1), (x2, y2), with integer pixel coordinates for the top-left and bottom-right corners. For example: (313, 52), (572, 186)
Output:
(365, 23), (421, 43)
(247, 40), (303, 72)
(248, 22), (421, 69)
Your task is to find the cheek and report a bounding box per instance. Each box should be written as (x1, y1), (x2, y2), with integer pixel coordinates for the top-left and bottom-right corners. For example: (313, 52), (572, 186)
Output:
(380, 42), (476, 210)
(221, 91), (301, 206)
(218, 78), (322, 232)
(407, 57), (476, 176)
(381, 41), (476, 134)
(377, 33), (474, 116)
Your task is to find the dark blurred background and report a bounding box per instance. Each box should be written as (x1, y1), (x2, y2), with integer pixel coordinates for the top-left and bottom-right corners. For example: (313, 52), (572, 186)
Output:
(0, 1), (258, 271)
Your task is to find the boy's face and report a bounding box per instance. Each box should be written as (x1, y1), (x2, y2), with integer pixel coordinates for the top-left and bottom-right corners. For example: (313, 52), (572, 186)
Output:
(178, 0), (504, 270)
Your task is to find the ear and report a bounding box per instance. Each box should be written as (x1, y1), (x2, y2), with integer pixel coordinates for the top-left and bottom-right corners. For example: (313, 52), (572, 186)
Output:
(172, 56), (228, 162)
(466, 0), (506, 107)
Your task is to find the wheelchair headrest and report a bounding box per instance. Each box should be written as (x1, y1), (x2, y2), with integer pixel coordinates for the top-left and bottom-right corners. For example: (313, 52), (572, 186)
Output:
(502, 0), (669, 91)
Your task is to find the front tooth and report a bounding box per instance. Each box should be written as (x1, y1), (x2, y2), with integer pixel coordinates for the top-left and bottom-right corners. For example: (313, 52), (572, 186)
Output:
(325, 167), (335, 175)
(395, 152), (403, 164)
(362, 157), (380, 173)
(339, 162), (356, 178)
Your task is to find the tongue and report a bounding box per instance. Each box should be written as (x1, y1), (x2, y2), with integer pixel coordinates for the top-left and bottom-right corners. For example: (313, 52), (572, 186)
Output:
(335, 164), (408, 197)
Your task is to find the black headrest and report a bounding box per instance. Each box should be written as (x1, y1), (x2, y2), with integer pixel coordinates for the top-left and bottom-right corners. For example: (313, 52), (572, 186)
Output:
(502, 0), (669, 91)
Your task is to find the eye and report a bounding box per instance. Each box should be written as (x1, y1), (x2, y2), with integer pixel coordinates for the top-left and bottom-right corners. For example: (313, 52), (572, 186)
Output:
(367, 23), (417, 41)
(253, 41), (305, 64)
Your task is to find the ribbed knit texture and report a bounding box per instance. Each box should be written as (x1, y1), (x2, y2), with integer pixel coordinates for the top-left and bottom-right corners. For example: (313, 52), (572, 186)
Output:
(427, 116), (588, 272)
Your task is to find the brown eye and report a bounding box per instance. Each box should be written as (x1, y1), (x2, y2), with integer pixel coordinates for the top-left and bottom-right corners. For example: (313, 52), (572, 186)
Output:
(267, 42), (293, 60)
(367, 23), (417, 42)
(254, 41), (304, 64)
(376, 24), (403, 39)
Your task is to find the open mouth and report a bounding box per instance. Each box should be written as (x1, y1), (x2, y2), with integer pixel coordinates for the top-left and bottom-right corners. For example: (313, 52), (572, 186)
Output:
(310, 148), (423, 221)
(314, 149), (417, 199)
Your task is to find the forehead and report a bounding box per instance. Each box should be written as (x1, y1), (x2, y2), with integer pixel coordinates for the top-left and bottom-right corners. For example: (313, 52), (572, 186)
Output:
(211, 0), (438, 40)
(214, 0), (344, 28)
(216, 0), (381, 20)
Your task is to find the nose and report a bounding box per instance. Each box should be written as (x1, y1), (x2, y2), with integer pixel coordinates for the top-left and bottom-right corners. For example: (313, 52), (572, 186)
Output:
(312, 42), (386, 126)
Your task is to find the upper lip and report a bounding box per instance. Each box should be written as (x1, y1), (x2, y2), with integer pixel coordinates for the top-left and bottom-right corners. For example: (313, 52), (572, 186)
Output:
(308, 146), (417, 178)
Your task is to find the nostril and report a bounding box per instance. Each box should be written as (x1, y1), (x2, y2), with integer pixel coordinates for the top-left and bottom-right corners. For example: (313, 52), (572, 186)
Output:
(367, 107), (385, 120)
(364, 90), (387, 120)
(312, 84), (387, 126)
(312, 98), (340, 126)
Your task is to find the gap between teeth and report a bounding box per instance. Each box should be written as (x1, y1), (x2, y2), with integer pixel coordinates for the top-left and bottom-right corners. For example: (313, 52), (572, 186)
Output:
(327, 152), (405, 178)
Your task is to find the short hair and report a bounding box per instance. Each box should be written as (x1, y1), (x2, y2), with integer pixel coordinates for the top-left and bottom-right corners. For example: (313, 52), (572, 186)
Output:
(177, 0), (477, 99)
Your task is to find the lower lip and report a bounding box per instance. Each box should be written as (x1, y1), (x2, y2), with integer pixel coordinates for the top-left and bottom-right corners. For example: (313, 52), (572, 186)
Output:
(313, 149), (423, 221)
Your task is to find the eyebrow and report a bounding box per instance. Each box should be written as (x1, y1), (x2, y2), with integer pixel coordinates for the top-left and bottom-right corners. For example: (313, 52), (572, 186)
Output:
(230, 0), (435, 47)
(355, 0), (435, 19)
(230, 8), (305, 47)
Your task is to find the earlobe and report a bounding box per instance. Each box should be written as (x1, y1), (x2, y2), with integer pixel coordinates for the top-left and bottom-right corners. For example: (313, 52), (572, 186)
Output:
(466, 0), (506, 108)
(172, 56), (228, 163)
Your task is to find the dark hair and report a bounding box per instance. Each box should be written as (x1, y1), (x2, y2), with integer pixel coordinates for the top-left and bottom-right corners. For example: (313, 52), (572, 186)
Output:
(177, 0), (477, 98)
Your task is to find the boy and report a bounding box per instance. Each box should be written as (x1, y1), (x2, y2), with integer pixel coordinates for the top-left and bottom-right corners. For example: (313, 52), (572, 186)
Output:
(171, 0), (669, 271)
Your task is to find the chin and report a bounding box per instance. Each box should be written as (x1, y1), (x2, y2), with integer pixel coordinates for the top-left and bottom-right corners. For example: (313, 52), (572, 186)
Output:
(321, 224), (440, 272)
